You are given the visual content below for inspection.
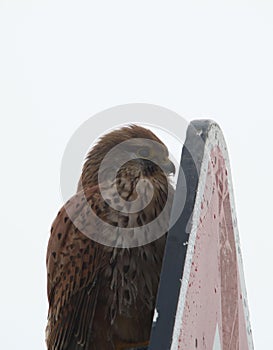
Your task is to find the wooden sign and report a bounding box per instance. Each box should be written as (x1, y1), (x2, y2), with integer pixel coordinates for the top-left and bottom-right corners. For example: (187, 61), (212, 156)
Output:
(149, 121), (254, 350)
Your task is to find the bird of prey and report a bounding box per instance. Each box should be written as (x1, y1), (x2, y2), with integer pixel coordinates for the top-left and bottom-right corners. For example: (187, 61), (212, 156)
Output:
(46, 125), (175, 350)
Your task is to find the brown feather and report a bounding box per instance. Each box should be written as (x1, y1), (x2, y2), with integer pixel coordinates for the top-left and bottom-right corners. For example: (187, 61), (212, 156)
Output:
(46, 125), (174, 349)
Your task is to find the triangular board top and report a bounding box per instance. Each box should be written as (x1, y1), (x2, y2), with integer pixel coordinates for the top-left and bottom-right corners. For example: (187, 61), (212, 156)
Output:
(148, 121), (254, 350)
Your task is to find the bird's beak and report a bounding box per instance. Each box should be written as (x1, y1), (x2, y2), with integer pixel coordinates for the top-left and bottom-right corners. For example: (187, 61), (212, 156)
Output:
(161, 160), (176, 175)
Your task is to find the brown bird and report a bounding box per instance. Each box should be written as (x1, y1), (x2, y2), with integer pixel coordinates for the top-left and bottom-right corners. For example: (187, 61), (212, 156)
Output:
(46, 125), (175, 350)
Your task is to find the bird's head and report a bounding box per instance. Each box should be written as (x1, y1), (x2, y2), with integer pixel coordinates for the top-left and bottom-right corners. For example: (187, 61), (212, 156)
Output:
(79, 124), (175, 191)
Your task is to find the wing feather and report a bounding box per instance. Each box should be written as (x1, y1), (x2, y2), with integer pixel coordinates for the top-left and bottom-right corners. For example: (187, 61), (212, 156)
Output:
(46, 188), (108, 350)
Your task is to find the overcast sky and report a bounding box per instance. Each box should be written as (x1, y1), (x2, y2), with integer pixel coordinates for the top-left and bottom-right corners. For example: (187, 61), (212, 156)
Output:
(1, 1), (272, 349)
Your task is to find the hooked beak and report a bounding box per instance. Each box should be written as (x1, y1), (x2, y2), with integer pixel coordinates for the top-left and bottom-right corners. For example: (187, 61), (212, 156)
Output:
(161, 160), (176, 175)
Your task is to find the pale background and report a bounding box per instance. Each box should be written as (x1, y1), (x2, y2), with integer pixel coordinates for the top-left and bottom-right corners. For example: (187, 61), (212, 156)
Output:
(1, 1), (272, 349)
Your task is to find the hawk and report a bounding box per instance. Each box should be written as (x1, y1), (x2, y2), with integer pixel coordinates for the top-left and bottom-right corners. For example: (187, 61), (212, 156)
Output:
(46, 125), (175, 350)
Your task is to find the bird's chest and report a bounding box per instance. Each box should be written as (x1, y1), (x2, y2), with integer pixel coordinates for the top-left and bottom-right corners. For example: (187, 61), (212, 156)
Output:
(100, 244), (164, 322)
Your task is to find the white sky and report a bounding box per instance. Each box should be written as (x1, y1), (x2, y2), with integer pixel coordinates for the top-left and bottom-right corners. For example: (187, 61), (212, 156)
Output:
(1, 1), (273, 349)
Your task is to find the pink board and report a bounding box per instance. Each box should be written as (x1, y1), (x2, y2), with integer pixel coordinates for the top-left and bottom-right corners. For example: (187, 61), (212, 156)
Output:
(149, 121), (254, 350)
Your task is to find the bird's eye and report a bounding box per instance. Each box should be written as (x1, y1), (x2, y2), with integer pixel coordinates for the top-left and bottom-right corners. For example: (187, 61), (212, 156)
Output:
(137, 147), (151, 158)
